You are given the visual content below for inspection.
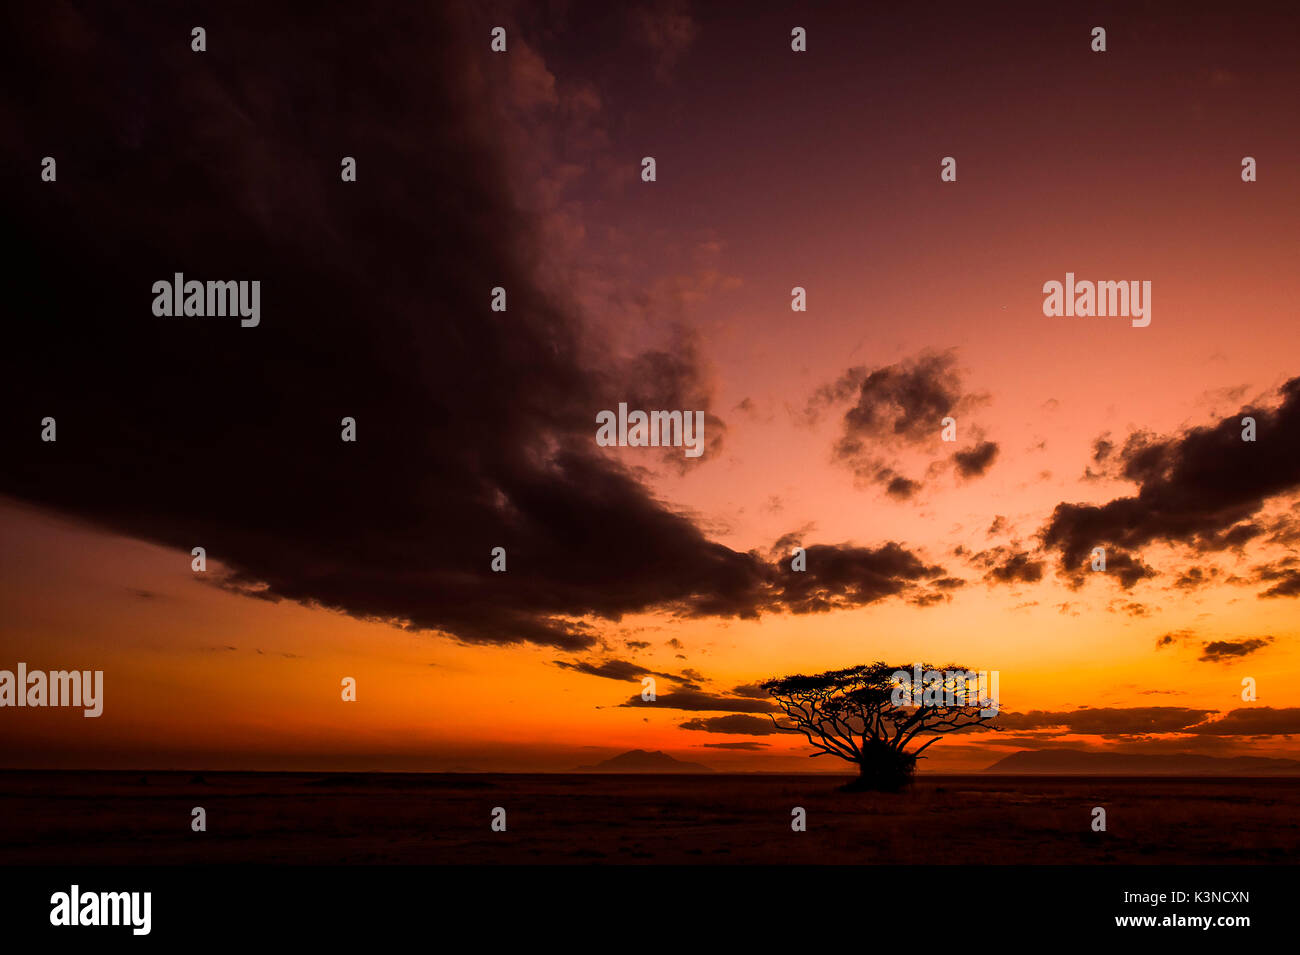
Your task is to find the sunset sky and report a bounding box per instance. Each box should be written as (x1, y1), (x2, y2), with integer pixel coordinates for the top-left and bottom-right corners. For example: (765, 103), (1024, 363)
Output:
(2, 0), (1298, 773)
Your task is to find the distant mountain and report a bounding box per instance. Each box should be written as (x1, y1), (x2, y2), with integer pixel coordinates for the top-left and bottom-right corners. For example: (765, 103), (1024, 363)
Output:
(574, 749), (713, 773)
(984, 748), (1300, 776)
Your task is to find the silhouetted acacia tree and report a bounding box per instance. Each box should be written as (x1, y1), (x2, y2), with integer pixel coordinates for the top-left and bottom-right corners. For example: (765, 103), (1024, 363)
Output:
(762, 662), (998, 791)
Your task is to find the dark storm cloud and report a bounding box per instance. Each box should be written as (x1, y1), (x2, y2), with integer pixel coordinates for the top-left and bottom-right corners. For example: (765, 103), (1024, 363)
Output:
(1261, 573), (1300, 597)
(1210, 523), (1265, 549)
(1155, 630), (1192, 649)
(1054, 547), (1156, 591)
(619, 690), (778, 712)
(952, 440), (999, 479)
(808, 351), (992, 497)
(997, 707), (1215, 736)
(883, 473), (923, 500)
(1255, 560), (1300, 599)
(993, 706), (1300, 743)
(1040, 378), (1300, 584)
(678, 714), (782, 735)
(1081, 434), (1115, 482)
(809, 351), (974, 444)
(968, 546), (1044, 586)
(1172, 566), (1218, 590)
(761, 542), (957, 614)
(1198, 637), (1272, 662)
(1099, 551), (1158, 589)
(0, 3), (954, 651)
(1185, 707), (1300, 736)
(553, 657), (699, 686)
(1107, 599), (1153, 617)
(1264, 512), (1300, 547)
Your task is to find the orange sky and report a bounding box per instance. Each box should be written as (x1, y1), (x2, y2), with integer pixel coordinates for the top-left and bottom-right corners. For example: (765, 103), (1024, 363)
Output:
(2, 2), (1299, 773)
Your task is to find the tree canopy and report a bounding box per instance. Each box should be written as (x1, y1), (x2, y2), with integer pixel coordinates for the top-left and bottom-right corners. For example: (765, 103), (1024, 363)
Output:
(762, 662), (999, 790)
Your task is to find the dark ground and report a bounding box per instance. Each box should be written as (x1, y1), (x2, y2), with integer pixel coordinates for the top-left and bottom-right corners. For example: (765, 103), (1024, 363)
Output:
(0, 771), (1295, 864)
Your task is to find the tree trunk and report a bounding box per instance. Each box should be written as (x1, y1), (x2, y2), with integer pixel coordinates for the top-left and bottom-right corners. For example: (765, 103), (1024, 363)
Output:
(841, 743), (917, 792)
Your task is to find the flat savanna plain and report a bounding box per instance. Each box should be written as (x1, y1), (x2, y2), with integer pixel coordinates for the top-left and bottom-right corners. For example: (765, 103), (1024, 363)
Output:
(0, 772), (1295, 865)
